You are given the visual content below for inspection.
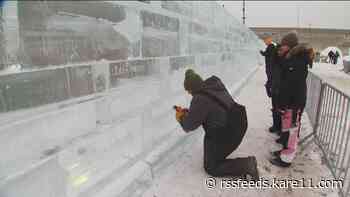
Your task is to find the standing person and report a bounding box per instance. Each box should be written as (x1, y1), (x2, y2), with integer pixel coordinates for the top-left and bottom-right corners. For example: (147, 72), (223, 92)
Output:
(268, 42), (283, 134)
(308, 48), (315, 68)
(334, 51), (340, 64)
(315, 51), (321, 63)
(260, 33), (276, 98)
(328, 50), (335, 64)
(175, 69), (259, 180)
(260, 34), (282, 134)
(270, 32), (314, 167)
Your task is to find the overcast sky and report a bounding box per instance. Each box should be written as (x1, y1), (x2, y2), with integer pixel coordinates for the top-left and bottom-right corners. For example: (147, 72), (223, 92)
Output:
(217, 1), (350, 30)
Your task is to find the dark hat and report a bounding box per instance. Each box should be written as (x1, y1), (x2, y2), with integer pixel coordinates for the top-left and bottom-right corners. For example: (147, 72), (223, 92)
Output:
(281, 31), (298, 48)
(184, 69), (204, 93)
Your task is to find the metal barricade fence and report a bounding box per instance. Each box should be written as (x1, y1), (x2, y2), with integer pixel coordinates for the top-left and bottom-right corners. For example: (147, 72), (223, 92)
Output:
(304, 71), (350, 197)
(305, 72), (323, 127)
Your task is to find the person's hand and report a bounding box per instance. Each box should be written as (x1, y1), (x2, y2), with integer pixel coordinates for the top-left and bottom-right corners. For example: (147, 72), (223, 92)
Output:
(174, 106), (188, 122)
(176, 110), (185, 122)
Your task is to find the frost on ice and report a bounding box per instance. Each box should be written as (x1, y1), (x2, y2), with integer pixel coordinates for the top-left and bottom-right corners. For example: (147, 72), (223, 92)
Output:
(0, 1), (263, 197)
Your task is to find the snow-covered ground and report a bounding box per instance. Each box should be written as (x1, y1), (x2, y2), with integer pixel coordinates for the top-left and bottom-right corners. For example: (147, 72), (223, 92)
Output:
(311, 63), (350, 96)
(141, 67), (338, 197)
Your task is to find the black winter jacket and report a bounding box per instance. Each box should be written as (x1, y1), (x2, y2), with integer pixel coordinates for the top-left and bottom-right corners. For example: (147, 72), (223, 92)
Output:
(270, 44), (283, 95)
(279, 44), (312, 110)
(260, 43), (276, 84)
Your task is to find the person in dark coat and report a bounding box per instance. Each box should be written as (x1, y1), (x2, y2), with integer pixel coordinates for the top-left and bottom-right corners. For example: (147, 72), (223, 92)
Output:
(315, 51), (321, 63)
(268, 43), (283, 134)
(334, 51), (340, 64)
(260, 34), (276, 98)
(270, 32), (314, 167)
(328, 50), (335, 64)
(175, 69), (259, 180)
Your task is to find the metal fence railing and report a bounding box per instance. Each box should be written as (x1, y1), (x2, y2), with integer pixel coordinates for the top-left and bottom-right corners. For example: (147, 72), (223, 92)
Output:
(305, 72), (323, 127)
(304, 71), (350, 197)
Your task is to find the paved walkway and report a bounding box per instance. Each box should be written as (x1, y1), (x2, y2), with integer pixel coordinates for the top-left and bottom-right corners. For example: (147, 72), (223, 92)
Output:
(142, 67), (339, 197)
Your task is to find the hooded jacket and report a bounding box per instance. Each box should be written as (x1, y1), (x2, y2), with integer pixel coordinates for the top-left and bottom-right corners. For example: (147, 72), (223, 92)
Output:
(180, 76), (234, 135)
(279, 44), (313, 109)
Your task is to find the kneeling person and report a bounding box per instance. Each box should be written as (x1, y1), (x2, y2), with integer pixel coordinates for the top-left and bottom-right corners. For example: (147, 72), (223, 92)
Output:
(175, 69), (259, 180)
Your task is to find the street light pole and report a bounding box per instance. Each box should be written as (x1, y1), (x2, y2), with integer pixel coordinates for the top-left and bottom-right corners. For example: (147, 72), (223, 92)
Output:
(309, 23), (312, 44)
(297, 5), (300, 31)
(242, 0), (246, 25)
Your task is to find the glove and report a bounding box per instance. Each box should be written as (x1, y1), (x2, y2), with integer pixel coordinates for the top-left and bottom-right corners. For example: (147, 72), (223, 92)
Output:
(176, 110), (185, 122)
(174, 106), (188, 122)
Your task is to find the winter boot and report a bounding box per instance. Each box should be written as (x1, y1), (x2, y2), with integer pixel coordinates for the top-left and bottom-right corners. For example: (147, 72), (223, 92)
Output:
(276, 132), (289, 149)
(269, 157), (291, 168)
(269, 126), (278, 133)
(270, 109), (282, 134)
(271, 150), (282, 157)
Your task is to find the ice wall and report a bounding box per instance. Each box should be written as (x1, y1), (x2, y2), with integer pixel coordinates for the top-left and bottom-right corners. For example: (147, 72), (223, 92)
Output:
(0, 1), (263, 197)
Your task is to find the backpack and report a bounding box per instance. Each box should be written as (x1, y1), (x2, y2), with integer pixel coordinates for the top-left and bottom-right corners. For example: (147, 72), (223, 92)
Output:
(200, 91), (248, 147)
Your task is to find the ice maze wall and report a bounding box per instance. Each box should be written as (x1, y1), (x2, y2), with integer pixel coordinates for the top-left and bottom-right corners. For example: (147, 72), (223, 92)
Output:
(0, 1), (263, 196)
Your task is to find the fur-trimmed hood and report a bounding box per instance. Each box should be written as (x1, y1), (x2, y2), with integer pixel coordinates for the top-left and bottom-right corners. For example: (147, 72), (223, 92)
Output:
(286, 44), (314, 60)
(286, 44), (315, 67)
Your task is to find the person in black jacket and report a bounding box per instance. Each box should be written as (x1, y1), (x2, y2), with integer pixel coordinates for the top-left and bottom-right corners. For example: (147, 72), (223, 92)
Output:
(175, 69), (259, 180)
(268, 42), (284, 134)
(260, 34), (285, 135)
(260, 34), (276, 98)
(270, 32), (314, 167)
(334, 51), (340, 64)
(328, 50), (335, 64)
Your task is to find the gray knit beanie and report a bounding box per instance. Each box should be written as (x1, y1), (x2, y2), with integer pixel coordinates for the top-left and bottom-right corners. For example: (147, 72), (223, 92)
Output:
(281, 31), (298, 48)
